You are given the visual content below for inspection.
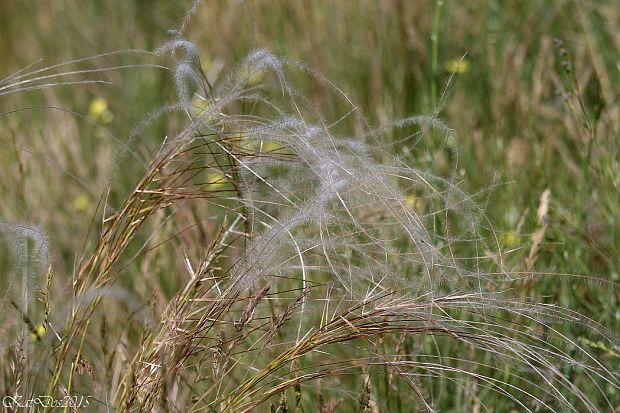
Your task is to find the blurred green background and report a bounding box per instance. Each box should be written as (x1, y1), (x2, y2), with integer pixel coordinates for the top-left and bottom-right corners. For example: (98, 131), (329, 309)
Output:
(0, 0), (618, 410)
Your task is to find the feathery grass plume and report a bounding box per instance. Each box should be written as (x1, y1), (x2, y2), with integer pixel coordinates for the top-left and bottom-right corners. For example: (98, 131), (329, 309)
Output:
(155, 40), (210, 113)
(95, 39), (617, 412)
(1, 24), (614, 413)
(0, 222), (49, 349)
(0, 50), (166, 99)
(0, 2), (616, 411)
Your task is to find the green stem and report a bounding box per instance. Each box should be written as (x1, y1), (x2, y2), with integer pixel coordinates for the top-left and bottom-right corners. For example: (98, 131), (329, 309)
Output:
(430, 0), (444, 113)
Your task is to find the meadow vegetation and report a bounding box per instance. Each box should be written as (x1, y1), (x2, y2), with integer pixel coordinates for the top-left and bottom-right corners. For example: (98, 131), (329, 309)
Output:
(0, 1), (618, 411)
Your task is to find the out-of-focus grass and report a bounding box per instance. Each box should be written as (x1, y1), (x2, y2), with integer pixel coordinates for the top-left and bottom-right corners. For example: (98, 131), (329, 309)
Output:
(0, 0), (618, 411)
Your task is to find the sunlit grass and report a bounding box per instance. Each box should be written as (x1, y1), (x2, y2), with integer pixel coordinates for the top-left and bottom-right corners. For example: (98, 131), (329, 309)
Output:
(0, 1), (618, 412)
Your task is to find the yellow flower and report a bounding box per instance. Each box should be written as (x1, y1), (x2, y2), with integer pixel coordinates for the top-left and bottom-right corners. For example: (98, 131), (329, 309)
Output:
(444, 58), (470, 75)
(405, 194), (424, 213)
(502, 232), (519, 247)
(30, 323), (47, 342)
(72, 194), (92, 212)
(89, 97), (114, 124)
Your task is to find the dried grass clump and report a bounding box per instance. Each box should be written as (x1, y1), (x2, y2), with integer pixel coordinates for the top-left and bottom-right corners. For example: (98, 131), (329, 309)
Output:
(109, 39), (619, 412)
(0, 26), (618, 413)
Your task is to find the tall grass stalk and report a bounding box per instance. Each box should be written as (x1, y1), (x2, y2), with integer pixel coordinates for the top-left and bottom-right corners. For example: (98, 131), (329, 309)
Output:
(0, 4), (618, 412)
(430, 0), (444, 113)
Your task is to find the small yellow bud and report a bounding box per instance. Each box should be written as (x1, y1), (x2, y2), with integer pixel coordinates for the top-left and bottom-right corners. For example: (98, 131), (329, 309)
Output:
(444, 59), (470, 75)
(30, 324), (47, 342)
(405, 195), (424, 213)
(502, 232), (519, 247)
(89, 97), (114, 124)
(72, 194), (92, 212)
